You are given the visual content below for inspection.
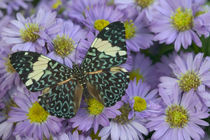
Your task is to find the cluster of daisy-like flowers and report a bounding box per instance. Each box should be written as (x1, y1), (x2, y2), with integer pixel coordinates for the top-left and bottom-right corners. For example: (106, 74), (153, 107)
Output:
(0, 0), (210, 140)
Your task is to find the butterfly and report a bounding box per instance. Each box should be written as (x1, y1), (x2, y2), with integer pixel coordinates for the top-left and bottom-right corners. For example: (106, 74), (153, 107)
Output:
(10, 21), (129, 119)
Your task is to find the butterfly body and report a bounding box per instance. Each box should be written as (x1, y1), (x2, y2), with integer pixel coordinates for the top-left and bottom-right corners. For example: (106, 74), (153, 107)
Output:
(10, 21), (129, 118)
(72, 64), (86, 85)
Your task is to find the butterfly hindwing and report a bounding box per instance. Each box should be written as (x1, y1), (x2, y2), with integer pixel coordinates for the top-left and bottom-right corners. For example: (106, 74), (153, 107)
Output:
(38, 81), (83, 118)
(86, 67), (129, 107)
(10, 51), (73, 92)
(81, 21), (127, 72)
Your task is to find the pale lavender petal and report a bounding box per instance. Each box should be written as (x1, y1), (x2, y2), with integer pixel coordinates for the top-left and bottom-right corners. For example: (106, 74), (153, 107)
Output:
(184, 125), (200, 140)
(174, 33), (182, 51)
(182, 129), (191, 140)
(192, 53), (204, 73)
(174, 55), (187, 73)
(111, 122), (120, 140)
(99, 125), (111, 137)
(191, 30), (202, 47)
(130, 121), (148, 135)
(186, 53), (193, 70)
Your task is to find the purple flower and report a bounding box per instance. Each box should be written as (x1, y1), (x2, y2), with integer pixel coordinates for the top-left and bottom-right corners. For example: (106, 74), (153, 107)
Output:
(126, 79), (161, 119)
(8, 87), (62, 140)
(0, 121), (14, 140)
(159, 52), (210, 107)
(2, 9), (61, 53)
(37, 0), (64, 10)
(0, 47), (21, 98)
(0, 0), (31, 15)
(83, 4), (124, 32)
(0, 16), (12, 34)
(54, 130), (91, 140)
(68, 0), (107, 23)
(130, 53), (158, 88)
(36, 0), (72, 18)
(124, 13), (154, 52)
(0, 94), (15, 140)
(150, 0), (210, 51)
(114, 0), (160, 21)
(46, 20), (88, 67)
(70, 99), (123, 133)
(196, 85), (210, 107)
(155, 52), (177, 78)
(147, 87), (209, 140)
(194, 5), (210, 37)
(99, 108), (148, 140)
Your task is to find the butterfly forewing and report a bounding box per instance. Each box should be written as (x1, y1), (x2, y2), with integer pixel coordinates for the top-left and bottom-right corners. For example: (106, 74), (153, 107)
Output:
(10, 51), (73, 92)
(81, 21), (127, 72)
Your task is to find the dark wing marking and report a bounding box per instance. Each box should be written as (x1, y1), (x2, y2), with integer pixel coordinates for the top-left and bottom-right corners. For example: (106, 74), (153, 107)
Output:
(81, 21), (127, 72)
(86, 67), (129, 107)
(38, 81), (83, 118)
(10, 51), (73, 92)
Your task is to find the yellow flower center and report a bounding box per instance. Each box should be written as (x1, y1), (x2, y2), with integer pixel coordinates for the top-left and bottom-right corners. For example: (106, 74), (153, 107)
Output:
(53, 35), (75, 58)
(171, 7), (193, 31)
(94, 19), (110, 31)
(179, 71), (201, 92)
(20, 23), (40, 42)
(27, 102), (49, 123)
(129, 69), (144, 83)
(165, 105), (189, 128)
(4, 57), (16, 73)
(133, 96), (147, 112)
(135, 0), (154, 8)
(88, 98), (104, 115)
(52, 0), (62, 9)
(124, 20), (136, 39)
(113, 104), (131, 124)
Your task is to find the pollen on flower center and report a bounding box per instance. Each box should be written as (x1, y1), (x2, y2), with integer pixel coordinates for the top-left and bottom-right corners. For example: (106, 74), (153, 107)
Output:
(94, 19), (110, 31)
(165, 105), (189, 128)
(129, 69), (144, 83)
(124, 20), (136, 39)
(52, 0), (62, 9)
(179, 71), (201, 92)
(135, 0), (154, 8)
(88, 98), (104, 115)
(4, 57), (16, 73)
(53, 35), (75, 57)
(20, 23), (40, 42)
(133, 96), (147, 112)
(113, 104), (131, 124)
(171, 7), (193, 31)
(27, 102), (49, 123)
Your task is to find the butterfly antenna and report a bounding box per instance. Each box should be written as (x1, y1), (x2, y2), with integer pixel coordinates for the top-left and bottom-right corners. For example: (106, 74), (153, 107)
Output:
(74, 30), (90, 65)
